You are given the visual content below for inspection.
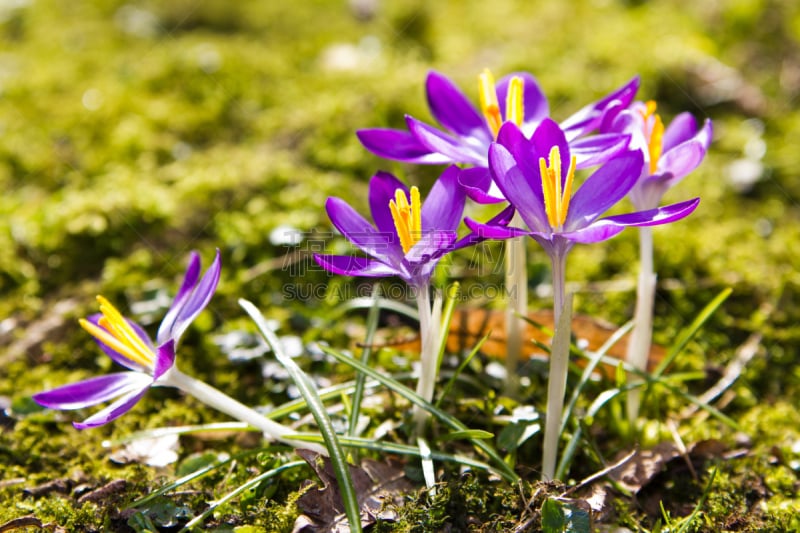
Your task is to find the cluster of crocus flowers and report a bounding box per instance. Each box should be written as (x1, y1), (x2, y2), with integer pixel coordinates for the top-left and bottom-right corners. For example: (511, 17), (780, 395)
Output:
(34, 251), (325, 454)
(33, 65), (712, 487)
(345, 68), (709, 479)
(358, 69), (639, 393)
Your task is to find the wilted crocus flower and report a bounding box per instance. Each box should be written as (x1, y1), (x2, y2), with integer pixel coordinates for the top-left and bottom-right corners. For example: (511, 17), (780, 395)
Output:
(357, 69), (637, 175)
(606, 101), (712, 423)
(34, 250), (323, 452)
(466, 118), (700, 480)
(34, 250), (221, 428)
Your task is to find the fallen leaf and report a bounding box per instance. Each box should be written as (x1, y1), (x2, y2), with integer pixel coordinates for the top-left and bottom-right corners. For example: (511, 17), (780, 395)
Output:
(293, 449), (413, 532)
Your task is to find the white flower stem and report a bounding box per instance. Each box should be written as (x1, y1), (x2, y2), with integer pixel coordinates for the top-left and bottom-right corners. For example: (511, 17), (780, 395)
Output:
(161, 367), (327, 455)
(541, 250), (570, 481)
(504, 231), (528, 397)
(413, 284), (442, 433)
(626, 225), (656, 426)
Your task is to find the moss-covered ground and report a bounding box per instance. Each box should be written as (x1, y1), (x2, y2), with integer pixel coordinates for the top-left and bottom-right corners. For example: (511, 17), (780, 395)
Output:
(1, 0), (799, 531)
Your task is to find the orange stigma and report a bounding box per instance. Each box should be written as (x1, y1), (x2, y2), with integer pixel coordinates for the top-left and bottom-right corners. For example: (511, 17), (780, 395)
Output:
(478, 69), (524, 138)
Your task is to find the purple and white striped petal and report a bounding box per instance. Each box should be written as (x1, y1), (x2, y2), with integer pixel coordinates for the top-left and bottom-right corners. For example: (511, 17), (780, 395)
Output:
(313, 254), (401, 278)
(153, 340), (176, 381)
(325, 197), (401, 261)
(158, 250), (221, 345)
(565, 151), (644, 228)
(563, 198), (700, 244)
(407, 116), (486, 166)
(33, 372), (152, 410)
(570, 133), (631, 169)
(72, 386), (152, 429)
(560, 76), (640, 138)
(356, 128), (450, 164)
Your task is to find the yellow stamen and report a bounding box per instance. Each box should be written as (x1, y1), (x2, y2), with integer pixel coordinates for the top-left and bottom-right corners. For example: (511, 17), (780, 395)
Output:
(540, 146), (576, 229)
(389, 186), (422, 254)
(79, 295), (156, 370)
(505, 76), (524, 127)
(640, 100), (665, 174)
(478, 69), (502, 137)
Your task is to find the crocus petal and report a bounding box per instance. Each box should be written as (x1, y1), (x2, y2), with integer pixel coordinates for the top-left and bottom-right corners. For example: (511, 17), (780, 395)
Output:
(661, 112), (697, 152)
(464, 217), (530, 240)
(356, 128), (451, 164)
(405, 230), (457, 263)
(325, 197), (402, 260)
(421, 165), (466, 232)
(560, 76), (640, 138)
(496, 72), (549, 137)
(489, 142), (549, 231)
(657, 141), (707, 183)
(530, 118), (571, 177)
(454, 204), (517, 249)
(425, 70), (490, 142)
(85, 314), (153, 373)
(33, 372), (153, 410)
(153, 340), (176, 381)
(600, 197), (700, 227)
(407, 116), (485, 166)
(313, 254), (400, 278)
(566, 150), (644, 228)
(73, 386), (151, 429)
(158, 250), (221, 344)
(496, 121), (543, 191)
(369, 171), (409, 235)
(459, 167), (506, 204)
(570, 133), (631, 169)
(558, 223), (627, 244)
(563, 197), (699, 244)
(156, 252), (201, 343)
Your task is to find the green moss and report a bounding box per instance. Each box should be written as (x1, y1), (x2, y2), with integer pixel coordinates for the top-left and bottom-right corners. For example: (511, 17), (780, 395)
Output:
(2, 0), (800, 529)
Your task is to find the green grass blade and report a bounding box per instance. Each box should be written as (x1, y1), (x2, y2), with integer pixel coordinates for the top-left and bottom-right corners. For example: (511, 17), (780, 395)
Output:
(129, 448), (261, 509)
(654, 287), (732, 377)
(561, 320), (634, 435)
(180, 460), (306, 531)
(287, 433), (502, 475)
(435, 330), (489, 410)
(322, 344), (519, 483)
(348, 285), (382, 439)
(240, 299), (363, 533)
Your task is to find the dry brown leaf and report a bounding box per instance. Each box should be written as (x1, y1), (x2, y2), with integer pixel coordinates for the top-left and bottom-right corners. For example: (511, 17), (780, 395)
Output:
(293, 449), (413, 532)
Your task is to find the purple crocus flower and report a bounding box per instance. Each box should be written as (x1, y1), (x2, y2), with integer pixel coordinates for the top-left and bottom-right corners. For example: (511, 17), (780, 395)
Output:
(34, 250), (221, 429)
(464, 119), (700, 264)
(357, 69), (638, 171)
(607, 100), (712, 209)
(314, 166), (509, 288)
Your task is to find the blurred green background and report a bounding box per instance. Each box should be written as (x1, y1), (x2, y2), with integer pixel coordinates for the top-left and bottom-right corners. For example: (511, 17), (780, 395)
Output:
(1, 0), (799, 529)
